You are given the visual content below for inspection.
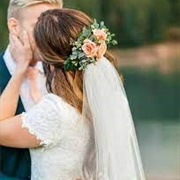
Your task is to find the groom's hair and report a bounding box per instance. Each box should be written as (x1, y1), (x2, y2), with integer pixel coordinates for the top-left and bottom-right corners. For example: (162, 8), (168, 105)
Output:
(7, 0), (63, 19)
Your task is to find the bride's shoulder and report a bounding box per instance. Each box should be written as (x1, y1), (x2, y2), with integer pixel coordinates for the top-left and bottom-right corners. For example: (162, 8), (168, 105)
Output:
(44, 93), (75, 110)
(41, 93), (81, 120)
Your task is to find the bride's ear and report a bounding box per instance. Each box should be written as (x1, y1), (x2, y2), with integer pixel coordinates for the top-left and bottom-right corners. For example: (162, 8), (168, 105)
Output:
(8, 18), (20, 36)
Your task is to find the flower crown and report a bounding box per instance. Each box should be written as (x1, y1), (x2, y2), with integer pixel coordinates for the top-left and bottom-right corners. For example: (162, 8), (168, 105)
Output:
(63, 20), (118, 71)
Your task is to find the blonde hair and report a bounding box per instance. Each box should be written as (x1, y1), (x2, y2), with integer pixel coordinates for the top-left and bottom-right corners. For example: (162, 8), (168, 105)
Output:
(7, 0), (63, 19)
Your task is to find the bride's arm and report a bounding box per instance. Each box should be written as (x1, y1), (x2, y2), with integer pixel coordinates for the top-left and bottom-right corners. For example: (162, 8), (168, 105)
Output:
(0, 115), (40, 148)
(0, 68), (26, 121)
(0, 94), (62, 149)
(0, 32), (32, 121)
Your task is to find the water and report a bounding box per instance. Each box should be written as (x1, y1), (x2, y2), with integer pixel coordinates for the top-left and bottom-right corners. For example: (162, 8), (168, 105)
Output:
(120, 67), (180, 180)
(137, 120), (180, 179)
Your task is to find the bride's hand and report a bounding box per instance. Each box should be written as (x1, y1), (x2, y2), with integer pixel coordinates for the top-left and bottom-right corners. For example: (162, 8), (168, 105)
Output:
(9, 31), (33, 76)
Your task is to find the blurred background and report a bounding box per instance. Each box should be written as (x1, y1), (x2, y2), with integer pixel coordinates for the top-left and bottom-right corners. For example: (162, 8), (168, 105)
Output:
(0, 0), (180, 179)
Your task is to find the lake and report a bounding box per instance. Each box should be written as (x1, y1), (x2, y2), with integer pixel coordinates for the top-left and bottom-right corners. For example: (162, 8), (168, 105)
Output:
(120, 67), (180, 180)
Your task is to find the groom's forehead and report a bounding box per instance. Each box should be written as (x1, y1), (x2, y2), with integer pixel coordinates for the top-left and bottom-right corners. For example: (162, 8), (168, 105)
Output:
(8, 0), (63, 19)
(21, 3), (60, 18)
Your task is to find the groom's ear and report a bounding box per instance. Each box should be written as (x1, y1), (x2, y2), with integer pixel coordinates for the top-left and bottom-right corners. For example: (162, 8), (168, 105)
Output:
(8, 18), (20, 36)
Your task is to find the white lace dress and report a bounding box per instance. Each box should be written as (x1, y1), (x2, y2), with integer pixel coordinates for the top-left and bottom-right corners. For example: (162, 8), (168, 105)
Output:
(21, 93), (91, 180)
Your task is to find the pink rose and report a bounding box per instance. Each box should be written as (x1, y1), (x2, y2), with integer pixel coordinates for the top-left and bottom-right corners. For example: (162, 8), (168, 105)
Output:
(93, 29), (107, 43)
(82, 39), (97, 58)
(96, 42), (107, 60)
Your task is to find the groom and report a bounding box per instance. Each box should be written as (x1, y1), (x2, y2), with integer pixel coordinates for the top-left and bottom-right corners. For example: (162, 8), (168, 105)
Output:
(0, 0), (63, 179)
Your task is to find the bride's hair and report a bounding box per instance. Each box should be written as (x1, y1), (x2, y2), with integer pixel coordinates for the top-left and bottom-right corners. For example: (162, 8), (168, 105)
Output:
(34, 8), (116, 113)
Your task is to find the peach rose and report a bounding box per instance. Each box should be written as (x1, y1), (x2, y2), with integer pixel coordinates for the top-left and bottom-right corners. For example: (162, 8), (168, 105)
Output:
(96, 42), (107, 60)
(93, 29), (107, 43)
(82, 39), (97, 58)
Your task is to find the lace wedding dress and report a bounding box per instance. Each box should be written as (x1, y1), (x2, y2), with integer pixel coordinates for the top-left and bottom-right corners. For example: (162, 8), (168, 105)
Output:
(21, 93), (91, 180)
(21, 59), (146, 180)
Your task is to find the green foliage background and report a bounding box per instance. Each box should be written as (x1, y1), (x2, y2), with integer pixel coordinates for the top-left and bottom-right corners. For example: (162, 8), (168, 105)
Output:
(0, 0), (180, 51)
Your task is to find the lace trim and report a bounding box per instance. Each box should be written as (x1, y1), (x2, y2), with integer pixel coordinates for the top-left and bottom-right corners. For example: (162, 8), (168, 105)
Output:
(21, 112), (52, 147)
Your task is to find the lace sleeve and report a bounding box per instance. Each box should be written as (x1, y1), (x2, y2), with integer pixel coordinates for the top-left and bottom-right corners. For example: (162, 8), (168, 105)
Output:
(21, 94), (62, 147)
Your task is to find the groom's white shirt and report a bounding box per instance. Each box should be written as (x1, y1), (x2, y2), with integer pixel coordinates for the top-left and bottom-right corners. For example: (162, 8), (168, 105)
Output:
(3, 47), (48, 112)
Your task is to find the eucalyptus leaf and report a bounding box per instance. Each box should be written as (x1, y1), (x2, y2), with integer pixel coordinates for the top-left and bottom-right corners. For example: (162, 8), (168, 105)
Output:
(78, 52), (85, 59)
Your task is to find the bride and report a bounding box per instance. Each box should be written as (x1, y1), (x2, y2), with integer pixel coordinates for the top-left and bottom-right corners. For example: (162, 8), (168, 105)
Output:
(0, 8), (146, 180)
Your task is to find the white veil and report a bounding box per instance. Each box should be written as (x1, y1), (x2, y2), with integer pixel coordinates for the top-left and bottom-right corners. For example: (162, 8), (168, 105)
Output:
(82, 57), (146, 180)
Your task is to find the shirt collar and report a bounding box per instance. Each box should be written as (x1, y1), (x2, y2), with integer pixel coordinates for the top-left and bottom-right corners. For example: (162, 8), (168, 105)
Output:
(3, 46), (16, 75)
(3, 46), (44, 75)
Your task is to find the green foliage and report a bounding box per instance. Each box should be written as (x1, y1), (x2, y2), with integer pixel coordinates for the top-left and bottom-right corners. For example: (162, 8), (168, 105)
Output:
(0, 0), (9, 51)
(65, 0), (180, 47)
(0, 0), (179, 51)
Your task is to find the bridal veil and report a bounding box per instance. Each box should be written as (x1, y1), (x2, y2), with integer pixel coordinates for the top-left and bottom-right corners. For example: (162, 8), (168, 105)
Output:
(82, 57), (146, 180)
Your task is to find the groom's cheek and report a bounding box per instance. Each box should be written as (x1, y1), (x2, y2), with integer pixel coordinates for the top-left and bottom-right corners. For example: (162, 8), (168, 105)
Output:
(20, 25), (34, 47)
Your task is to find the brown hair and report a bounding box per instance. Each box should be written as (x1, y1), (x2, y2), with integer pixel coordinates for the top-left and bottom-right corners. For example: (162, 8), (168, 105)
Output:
(34, 8), (116, 113)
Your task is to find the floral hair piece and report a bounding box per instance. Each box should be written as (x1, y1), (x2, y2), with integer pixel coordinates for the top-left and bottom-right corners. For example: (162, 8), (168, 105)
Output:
(64, 20), (118, 71)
